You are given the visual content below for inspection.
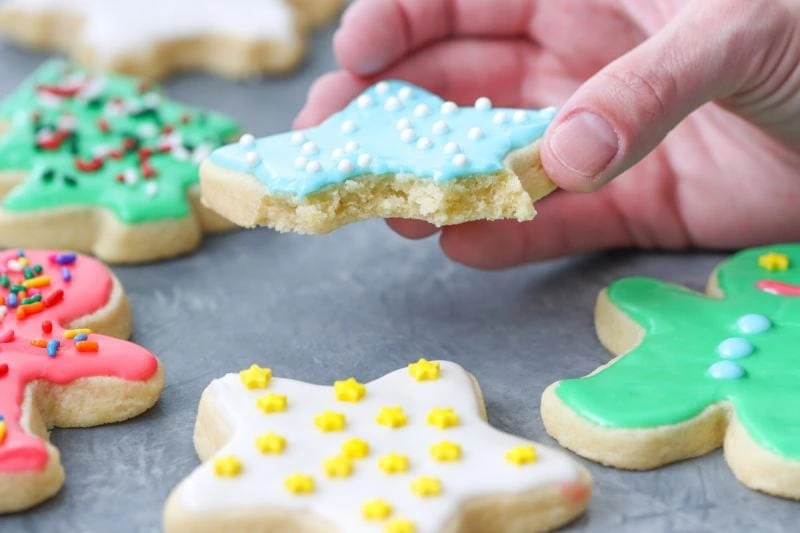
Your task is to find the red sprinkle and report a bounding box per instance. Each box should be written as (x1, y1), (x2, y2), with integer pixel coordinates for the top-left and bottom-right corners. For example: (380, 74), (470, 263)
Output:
(139, 147), (153, 159)
(180, 113), (191, 124)
(41, 320), (53, 334)
(75, 157), (104, 172)
(110, 150), (124, 160)
(38, 130), (70, 151)
(141, 160), (158, 179)
(162, 124), (174, 134)
(98, 118), (110, 133)
(44, 289), (64, 308)
(37, 84), (81, 98)
(0, 330), (14, 343)
(0, 363), (8, 377)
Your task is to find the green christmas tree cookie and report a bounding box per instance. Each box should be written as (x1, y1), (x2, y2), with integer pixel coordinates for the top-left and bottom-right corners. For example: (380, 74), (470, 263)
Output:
(0, 60), (240, 263)
(542, 244), (800, 499)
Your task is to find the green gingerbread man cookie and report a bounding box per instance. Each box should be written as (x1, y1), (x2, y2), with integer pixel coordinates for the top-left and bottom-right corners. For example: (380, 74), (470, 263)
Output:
(542, 244), (800, 499)
(0, 60), (240, 263)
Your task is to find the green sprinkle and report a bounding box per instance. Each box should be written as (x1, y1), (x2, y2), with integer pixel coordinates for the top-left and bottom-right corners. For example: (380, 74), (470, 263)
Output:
(33, 265), (43, 275)
(10, 284), (26, 293)
(0, 275), (9, 288)
(21, 295), (41, 305)
(23, 267), (34, 279)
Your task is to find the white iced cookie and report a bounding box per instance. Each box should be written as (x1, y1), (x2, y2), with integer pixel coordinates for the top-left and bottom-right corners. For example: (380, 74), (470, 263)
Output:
(164, 360), (591, 533)
(0, 0), (344, 79)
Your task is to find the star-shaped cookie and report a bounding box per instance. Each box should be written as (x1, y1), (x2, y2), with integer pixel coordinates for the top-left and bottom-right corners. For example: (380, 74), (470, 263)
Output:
(164, 360), (590, 532)
(0, 0), (344, 79)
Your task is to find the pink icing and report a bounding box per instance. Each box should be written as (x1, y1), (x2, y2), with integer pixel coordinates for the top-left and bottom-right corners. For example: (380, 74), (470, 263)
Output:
(0, 250), (158, 473)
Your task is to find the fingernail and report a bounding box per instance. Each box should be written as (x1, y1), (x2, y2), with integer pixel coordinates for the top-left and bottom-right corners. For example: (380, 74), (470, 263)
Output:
(549, 112), (618, 178)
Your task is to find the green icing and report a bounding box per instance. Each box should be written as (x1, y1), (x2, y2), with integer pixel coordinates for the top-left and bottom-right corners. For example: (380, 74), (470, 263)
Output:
(0, 60), (240, 223)
(556, 244), (800, 460)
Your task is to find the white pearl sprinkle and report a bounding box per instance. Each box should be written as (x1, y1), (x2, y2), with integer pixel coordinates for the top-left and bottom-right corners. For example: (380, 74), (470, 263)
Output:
(443, 142), (460, 155)
(513, 111), (528, 123)
(414, 104), (430, 118)
(452, 154), (469, 166)
(7, 260), (22, 272)
(384, 96), (402, 112)
(138, 123), (158, 138)
(396, 118), (412, 131)
(493, 111), (509, 125)
(341, 120), (358, 134)
(357, 95), (373, 108)
(432, 120), (449, 135)
(475, 97), (493, 111)
(244, 151), (260, 167)
(123, 169), (138, 184)
(144, 93), (161, 108)
(337, 159), (354, 172)
(331, 148), (345, 159)
(345, 141), (360, 152)
(357, 154), (373, 168)
(416, 137), (432, 150)
(301, 141), (319, 155)
(305, 160), (322, 173)
(145, 182), (159, 197)
(468, 127), (484, 141)
(294, 156), (308, 169)
(291, 132), (306, 145)
(400, 128), (417, 143)
(441, 101), (458, 115)
(0, 306), (6, 320)
(398, 87), (413, 101)
(239, 133), (255, 146)
(375, 82), (390, 94)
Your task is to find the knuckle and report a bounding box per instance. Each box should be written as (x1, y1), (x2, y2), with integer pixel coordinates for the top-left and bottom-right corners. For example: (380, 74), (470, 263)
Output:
(603, 68), (677, 122)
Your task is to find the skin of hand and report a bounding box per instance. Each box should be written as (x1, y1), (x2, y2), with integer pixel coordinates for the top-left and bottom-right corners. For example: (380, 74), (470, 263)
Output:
(295, 0), (800, 269)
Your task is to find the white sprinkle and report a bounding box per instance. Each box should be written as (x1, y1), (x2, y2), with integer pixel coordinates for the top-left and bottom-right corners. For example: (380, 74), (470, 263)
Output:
(244, 151), (260, 167)
(396, 118), (412, 131)
(192, 143), (213, 164)
(398, 87), (413, 101)
(375, 82), (390, 94)
(291, 132), (306, 145)
(124, 169), (139, 184)
(416, 137), (432, 150)
(432, 120), (449, 135)
(301, 141), (319, 155)
(468, 127), (484, 140)
(493, 111), (509, 125)
(145, 182), (159, 197)
(357, 154), (373, 168)
(513, 111), (528, 123)
(345, 141), (360, 153)
(172, 146), (190, 161)
(400, 128), (416, 143)
(475, 97), (493, 111)
(357, 95), (373, 108)
(341, 120), (358, 134)
(305, 160), (322, 173)
(138, 123), (158, 138)
(239, 133), (255, 146)
(58, 114), (77, 131)
(384, 96), (402, 112)
(144, 93), (161, 108)
(294, 156), (308, 169)
(0, 306), (6, 320)
(441, 101), (458, 115)
(331, 148), (345, 159)
(443, 142), (460, 155)
(337, 159), (354, 172)
(452, 154), (469, 166)
(7, 260), (22, 272)
(414, 104), (430, 118)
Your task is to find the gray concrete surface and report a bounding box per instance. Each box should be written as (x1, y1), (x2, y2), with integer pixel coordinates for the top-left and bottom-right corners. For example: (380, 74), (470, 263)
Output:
(1, 23), (797, 533)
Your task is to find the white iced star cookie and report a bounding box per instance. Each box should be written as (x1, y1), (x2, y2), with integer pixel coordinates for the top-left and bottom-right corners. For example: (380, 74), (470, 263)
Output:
(0, 0), (344, 79)
(201, 81), (558, 234)
(163, 360), (591, 533)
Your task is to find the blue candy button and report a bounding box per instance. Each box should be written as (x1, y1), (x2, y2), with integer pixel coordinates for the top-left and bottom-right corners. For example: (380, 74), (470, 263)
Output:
(717, 337), (754, 359)
(737, 314), (771, 335)
(708, 361), (746, 380)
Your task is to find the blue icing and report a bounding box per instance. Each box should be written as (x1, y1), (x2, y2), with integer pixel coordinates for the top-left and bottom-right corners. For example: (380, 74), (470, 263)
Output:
(708, 360), (746, 380)
(211, 81), (557, 198)
(717, 337), (754, 359)
(737, 314), (772, 334)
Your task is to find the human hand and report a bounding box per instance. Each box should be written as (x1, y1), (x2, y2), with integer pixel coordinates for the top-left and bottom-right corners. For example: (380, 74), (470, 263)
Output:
(296, 0), (800, 269)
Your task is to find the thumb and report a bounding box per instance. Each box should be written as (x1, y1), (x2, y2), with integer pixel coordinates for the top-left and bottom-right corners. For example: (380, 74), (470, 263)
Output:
(541, 0), (781, 192)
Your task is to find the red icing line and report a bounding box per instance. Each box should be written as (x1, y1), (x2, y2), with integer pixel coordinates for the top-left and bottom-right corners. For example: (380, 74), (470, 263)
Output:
(36, 84), (81, 98)
(75, 157), (104, 173)
(0, 250), (158, 473)
(756, 280), (800, 297)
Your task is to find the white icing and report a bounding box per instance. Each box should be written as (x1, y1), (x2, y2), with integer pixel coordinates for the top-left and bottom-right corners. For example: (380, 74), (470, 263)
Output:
(1, 0), (299, 58)
(178, 362), (581, 532)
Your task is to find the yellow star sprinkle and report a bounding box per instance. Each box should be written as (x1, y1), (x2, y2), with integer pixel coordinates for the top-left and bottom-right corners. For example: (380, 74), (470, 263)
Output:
(341, 438), (370, 459)
(256, 393), (288, 413)
(213, 455), (243, 477)
(0, 420), (7, 444)
(426, 407), (459, 429)
(323, 455), (354, 478)
(505, 445), (538, 466)
(376, 406), (407, 428)
(385, 518), (416, 533)
(407, 358), (440, 381)
(429, 440), (462, 462)
(378, 453), (410, 474)
(255, 432), (286, 454)
(362, 499), (393, 520)
(759, 252), (790, 272)
(411, 476), (442, 497)
(239, 364), (272, 389)
(334, 377), (366, 402)
(284, 473), (315, 494)
(314, 410), (346, 432)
